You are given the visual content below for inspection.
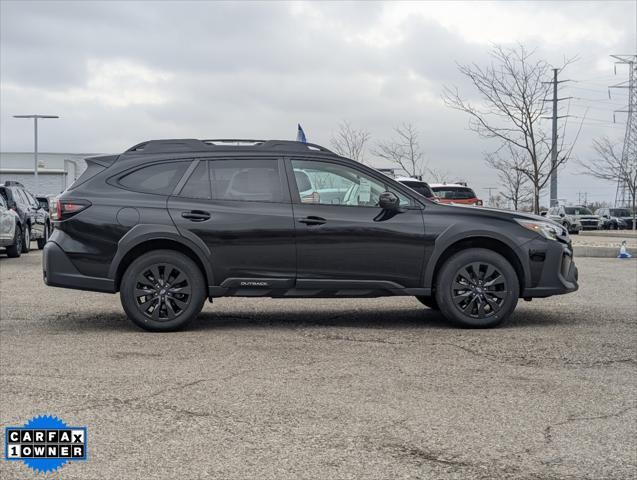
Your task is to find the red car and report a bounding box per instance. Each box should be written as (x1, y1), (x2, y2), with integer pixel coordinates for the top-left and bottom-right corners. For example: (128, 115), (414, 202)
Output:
(430, 184), (483, 206)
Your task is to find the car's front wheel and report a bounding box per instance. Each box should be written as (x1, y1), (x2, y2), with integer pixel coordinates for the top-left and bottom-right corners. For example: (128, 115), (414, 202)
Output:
(21, 226), (30, 253)
(435, 248), (519, 328)
(37, 224), (49, 250)
(120, 250), (206, 332)
(6, 225), (22, 258)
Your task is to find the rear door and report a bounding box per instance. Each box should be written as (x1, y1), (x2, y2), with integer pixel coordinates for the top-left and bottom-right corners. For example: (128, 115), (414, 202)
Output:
(168, 158), (296, 289)
(0, 196), (15, 244)
(288, 158), (426, 289)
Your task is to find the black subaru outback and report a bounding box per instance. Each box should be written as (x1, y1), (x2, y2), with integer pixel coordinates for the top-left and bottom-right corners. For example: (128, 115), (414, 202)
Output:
(43, 139), (578, 331)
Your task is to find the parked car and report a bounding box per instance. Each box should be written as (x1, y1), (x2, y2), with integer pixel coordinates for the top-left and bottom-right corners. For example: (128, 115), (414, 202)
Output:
(395, 177), (439, 202)
(595, 207), (635, 230)
(545, 206), (583, 235)
(429, 183), (483, 206)
(0, 194), (22, 257)
(44, 138), (578, 331)
(562, 205), (600, 230)
(0, 181), (50, 252)
(36, 194), (56, 232)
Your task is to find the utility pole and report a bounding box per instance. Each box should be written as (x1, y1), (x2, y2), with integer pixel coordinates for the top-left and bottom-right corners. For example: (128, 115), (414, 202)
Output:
(485, 187), (496, 207)
(609, 55), (636, 212)
(13, 114), (60, 192)
(543, 69), (571, 207)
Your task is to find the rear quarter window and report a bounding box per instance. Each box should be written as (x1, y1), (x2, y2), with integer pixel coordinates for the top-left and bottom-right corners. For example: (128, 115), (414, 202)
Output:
(118, 161), (189, 195)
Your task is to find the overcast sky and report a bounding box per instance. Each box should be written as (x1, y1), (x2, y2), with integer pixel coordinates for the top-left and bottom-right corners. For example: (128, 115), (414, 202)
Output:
(1, 1), (635, 205)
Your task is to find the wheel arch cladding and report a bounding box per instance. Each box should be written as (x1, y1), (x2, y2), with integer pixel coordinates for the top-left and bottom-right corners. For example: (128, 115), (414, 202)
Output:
(114, 238), (210, 291)
(429, 236), (526, 294)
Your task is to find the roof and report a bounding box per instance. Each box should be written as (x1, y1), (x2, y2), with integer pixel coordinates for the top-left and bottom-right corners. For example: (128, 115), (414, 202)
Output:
(395, 177), (428, 183)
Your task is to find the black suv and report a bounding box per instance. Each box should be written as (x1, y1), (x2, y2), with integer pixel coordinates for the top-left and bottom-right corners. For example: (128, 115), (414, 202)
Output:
(44, 139), (578, 331)
(0, 181), (49, 252)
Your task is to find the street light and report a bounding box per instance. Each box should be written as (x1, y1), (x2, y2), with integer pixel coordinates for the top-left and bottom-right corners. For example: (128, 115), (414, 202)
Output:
(13, 114), (59, 192)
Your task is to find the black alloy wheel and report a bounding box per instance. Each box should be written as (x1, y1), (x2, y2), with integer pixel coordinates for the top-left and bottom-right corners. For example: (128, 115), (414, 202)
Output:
(134, 264), (192, 321)
(450, 262), (507, 319)
(120, 250), (206, 331)
(435, 248), (519, 328)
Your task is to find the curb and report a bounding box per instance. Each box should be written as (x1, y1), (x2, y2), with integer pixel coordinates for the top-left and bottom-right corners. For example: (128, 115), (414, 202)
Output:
(573, 246), (634, 258)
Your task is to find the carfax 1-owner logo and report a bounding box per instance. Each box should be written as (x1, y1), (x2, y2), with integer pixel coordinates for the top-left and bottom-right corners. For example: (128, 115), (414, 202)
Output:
(4, 415), (87, 474)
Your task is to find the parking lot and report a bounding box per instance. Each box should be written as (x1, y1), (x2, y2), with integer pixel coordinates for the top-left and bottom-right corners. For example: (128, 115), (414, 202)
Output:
(1, 250), (636, 479)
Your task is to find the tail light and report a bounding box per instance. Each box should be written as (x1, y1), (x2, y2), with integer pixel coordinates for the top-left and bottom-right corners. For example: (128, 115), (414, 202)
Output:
(55, 199), (91, 220)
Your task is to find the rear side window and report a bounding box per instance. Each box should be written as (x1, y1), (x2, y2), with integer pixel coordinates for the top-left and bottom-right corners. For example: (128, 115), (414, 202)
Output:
(210, 159), (283, 203)
(118, 161), (189, 195)
(180, 161), (211, 199)
(401, 181), (433, 198)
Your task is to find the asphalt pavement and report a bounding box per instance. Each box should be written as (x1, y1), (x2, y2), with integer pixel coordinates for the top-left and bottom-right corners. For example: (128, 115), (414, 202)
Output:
(1, 251), (636, 479)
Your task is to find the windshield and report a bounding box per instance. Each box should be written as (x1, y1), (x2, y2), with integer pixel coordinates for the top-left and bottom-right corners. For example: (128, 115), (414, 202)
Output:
(564, 207), (593, 215)
(610, 209), (632, 217)
(431, 186), (476, 200)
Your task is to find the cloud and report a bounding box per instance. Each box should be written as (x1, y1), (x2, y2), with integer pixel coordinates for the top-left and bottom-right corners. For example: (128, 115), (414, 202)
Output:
(0, 0), (634, 203)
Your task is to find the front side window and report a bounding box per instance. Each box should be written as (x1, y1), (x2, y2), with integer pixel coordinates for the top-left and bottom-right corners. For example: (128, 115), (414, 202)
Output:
(118, 161), (189, 195)
(210, 159), (283, 203)
(291, 159), (410, 207)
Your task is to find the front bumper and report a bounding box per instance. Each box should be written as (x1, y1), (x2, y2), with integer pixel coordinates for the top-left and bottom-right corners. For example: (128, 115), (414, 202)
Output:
(43, 241), (116, 293)
(522, 241), (578, 298)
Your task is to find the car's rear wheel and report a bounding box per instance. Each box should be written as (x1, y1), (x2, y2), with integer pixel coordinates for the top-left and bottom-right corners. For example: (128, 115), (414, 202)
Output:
(6, 225), (22, 258)
(416, 295), (439, 310)
(120, 250), (206, 332)
(37, 224), (48, 250)
(435, 248), (519, 328)
(21, 226), (30, 253)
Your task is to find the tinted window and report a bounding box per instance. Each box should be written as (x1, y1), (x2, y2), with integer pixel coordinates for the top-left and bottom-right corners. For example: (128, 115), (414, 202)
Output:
(611, 209), (631, 217)
(119, 161), (189, 195)
(0, 196), (6, 208)
(291, 159), (410, 207)
(210, 159), (282, 202)
(401, 180), (433, 198)
(180, 161), (211, 199)
(431, 186), (476, 200)
(564, 207), (593, 215)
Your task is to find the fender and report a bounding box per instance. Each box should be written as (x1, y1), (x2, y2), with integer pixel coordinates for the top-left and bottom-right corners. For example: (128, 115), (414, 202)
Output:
(422, 224), (532, 290)
(107, 224), (214, 286)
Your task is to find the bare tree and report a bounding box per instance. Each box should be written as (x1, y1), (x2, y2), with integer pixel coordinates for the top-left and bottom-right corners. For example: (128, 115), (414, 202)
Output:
(372, 123), (426, 177)
(485, 145), (533, 211)
(579, 136), (637, 230)
(443, 45), (582, 213)
(427, 167), (452, 184)
(330, 121), (371, 163)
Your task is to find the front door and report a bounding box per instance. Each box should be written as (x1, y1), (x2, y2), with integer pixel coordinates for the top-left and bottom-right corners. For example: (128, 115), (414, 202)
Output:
(288, 158), (426, 289)
(168, 158), (296, 289)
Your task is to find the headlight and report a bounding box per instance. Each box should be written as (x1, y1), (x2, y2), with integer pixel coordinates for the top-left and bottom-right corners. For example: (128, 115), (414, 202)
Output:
(515, 219), (564, 241)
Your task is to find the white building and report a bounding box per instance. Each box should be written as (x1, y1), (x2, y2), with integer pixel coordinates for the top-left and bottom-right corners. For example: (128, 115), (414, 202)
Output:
(0, 152), (95, 195)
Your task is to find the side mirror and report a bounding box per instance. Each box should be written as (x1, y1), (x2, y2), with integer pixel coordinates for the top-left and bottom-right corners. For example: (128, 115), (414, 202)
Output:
(559, 212), (565, 218)
(540, 211), (547, 217)
(378, 191), (400, 211)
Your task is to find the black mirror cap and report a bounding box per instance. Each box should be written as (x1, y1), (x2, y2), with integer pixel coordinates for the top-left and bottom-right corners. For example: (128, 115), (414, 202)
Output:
(378, 191), (400, 211)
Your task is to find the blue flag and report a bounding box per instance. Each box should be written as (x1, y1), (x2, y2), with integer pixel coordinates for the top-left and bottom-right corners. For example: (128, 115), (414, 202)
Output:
(296, 123), (307, 143)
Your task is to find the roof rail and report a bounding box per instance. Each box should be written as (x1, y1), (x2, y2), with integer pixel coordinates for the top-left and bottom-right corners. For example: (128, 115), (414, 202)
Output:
(124, 138), (334, 154)
(3, 180), (25, 187)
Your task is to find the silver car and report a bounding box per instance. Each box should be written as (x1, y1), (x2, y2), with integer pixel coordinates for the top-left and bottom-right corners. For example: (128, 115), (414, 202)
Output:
(0, 195), (22, 257)
(546, 206), (583, 234)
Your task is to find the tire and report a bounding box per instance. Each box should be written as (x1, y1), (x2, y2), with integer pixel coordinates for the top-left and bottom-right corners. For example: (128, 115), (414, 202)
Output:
(120, 250), (206, 332)
(21, 226), (30, 253)
(435, 248), (519, 328)
(37, 224), (48, 250)
(6, 225), (22, 258)
(416, 296), (439, 310)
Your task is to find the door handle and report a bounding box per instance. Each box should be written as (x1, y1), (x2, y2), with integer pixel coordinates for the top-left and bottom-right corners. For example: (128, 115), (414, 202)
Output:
(181, 210), (211, 222)
(298, 216), (326, 226)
